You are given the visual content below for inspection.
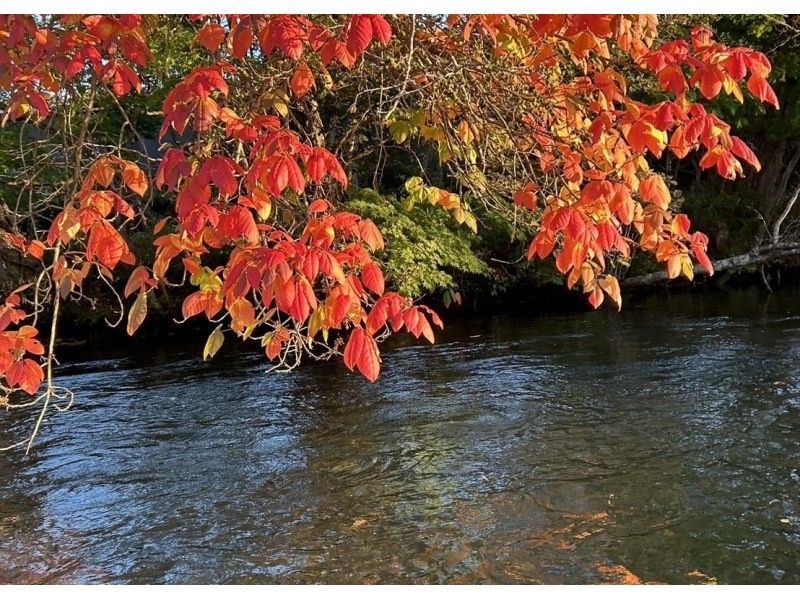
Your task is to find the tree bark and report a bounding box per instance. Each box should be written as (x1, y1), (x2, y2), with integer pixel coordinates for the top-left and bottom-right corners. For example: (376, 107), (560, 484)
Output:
(622, 242), (800, 288)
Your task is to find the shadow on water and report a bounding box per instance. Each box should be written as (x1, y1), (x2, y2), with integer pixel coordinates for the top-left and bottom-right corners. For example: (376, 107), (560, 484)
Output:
(1, 287), (800, 583)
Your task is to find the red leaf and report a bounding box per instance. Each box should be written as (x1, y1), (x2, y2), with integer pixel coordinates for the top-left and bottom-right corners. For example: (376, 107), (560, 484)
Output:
(361, 262), (385, 295)
(513, 183), (538, 210)
(691, 232), (714, 275)
(5, 358), (44, 395)
(343, 327), (365, 371)
(182, 290), (222, 320)
(219, 206), (260, 245)
(309, 199), (331, 213)
(27, 91), (50, 120)
(259, 15), (309, 60)
(323, 150), (348, 187)
(370, 15), (392, 45)
(232, 24), (254, 58)
(747, 75), (779, 109)
(266, 156), (306, 196)
(657, 64), (687, 95)
(306, 150), (326, 183)
(346, 15), (373, 57)
(358, 333), (381, 382)
(343, 327), (381, 382)
(725, 49), (749, 80)
(730, 136), (761, 171)
(358, 219), (384, 251)
(155, 149), (189, 191)
(206, 156), (241, 198)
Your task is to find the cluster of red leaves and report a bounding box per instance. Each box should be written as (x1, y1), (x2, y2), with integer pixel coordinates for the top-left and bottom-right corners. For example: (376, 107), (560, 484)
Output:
(0, 15), (149, 123)
(447, 15), (777, 309)
(149, 121), (439, 379)
(192, 14), (391, 65)
(45, 156), (146, 302)
(190, 14), (391, 101)
(1, 231), (46, 261)
(0, 291), (44, 396)
(131, 18), (435, 382)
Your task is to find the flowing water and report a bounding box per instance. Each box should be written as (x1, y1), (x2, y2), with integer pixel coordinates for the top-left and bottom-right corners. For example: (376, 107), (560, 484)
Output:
(1, 288), (800, 584)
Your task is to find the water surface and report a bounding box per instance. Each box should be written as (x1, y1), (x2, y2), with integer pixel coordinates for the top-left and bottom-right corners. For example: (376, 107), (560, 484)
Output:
(1, 288), (799, 583)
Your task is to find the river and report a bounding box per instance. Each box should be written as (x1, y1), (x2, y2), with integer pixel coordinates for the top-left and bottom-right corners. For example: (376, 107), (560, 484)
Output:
(1, 287), (799, 583)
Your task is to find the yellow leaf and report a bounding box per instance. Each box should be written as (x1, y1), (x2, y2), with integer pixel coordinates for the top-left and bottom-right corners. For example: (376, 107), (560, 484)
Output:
(203, 325), (225, 361)
(127, 291), (148, 336)
(404, 176), (424, 196)
(680, 254), (695, 281)
(598, 275), (622, 311)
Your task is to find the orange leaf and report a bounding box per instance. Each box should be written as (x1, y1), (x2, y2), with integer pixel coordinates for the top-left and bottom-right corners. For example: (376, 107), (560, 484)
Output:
(196, 23), (226, 53)
(670, 214), (691, 237)
(86, 220), (128, 270)
(587, 288), (604, 309)
(290, 63), (315, 98)
(26, 240), (45, 260)
(639, 175), (671, 210)
(747, 75), (779, 109)
(513, 183), (538, 210)
(124, 265), (152, 298)
(123, 162), (148, 197)
(5, 358), (44, 395)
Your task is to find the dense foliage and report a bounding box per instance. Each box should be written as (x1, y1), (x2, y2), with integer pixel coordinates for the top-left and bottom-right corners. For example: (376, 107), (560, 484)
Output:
(0, 14), (781, 448)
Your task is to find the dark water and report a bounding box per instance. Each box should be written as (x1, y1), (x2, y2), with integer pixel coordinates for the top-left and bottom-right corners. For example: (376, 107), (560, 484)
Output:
(1, 288), (800, 584)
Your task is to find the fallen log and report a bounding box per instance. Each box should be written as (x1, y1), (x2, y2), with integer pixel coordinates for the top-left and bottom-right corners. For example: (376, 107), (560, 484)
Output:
(622, 242), (800, 288)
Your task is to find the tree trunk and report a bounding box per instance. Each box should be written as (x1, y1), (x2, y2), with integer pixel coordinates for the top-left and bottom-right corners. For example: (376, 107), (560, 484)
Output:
(622, 242), (800, 288)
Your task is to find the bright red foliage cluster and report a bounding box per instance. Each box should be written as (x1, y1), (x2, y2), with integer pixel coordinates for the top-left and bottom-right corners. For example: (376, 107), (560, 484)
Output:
(0, 15), (148, 123)
(440, 15), (776, 309)
(148, 18), (439, 381)
(0, 14), (781, 398)
(0, 290), (44, 396)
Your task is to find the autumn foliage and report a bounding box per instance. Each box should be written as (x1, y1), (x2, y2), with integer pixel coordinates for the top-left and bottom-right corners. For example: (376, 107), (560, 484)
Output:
(0, 14), (779, 402)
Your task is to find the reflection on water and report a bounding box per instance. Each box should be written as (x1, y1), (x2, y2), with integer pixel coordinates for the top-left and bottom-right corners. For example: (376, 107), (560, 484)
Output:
(1, 287), (800, 583)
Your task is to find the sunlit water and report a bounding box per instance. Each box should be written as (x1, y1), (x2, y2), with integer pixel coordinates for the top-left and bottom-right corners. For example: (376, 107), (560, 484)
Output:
(1, 288), (800, 583)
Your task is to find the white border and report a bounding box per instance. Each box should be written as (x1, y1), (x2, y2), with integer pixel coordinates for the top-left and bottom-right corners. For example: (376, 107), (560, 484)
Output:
(6, 2), (800, 15)
(3, 3), (798, 594)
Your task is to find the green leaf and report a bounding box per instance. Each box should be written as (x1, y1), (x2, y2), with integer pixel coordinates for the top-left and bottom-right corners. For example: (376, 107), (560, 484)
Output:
(389, 120), (414, 143)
